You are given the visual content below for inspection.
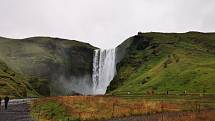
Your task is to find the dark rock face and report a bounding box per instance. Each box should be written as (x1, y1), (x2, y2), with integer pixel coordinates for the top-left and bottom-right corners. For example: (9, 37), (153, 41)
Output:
(0, 37), (96, 96)
(115, 35), (150, 64)
(107, 35), (151, 92)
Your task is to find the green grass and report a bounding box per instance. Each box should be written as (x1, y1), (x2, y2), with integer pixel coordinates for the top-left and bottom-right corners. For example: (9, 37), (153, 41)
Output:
(0, 36), (96, 97)
(32, 95), (215, 121)
(31, 100), (79, 121)
(1, 32), (215, 97)
(108, 32), (215, 94)
(0, 60), (40, 98)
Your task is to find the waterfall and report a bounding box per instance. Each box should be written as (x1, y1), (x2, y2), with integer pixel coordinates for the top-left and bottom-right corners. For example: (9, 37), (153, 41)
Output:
(92, 49), (116, 95)
(92, 49), (100, 93)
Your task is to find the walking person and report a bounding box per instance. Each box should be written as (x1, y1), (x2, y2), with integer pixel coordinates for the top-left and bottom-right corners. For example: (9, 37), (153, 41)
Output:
(0, 97), (2, 111)
(4, 96), (9, 110)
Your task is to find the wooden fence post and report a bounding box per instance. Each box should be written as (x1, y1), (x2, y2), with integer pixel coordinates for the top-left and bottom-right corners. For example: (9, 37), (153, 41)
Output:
(112, 102), (115, 118)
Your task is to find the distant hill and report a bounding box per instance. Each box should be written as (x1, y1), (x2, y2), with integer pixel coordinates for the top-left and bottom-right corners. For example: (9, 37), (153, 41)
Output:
(1, 32), (215, 98)
(0, 37), (96, 98)
(108, 32), (215, 94)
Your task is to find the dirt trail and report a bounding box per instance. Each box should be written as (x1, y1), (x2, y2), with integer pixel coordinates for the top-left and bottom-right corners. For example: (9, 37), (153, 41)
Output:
(0, 99), (34, 121)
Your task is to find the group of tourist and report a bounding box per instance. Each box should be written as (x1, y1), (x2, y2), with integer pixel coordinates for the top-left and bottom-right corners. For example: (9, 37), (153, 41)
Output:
(0, 96), (10, 110)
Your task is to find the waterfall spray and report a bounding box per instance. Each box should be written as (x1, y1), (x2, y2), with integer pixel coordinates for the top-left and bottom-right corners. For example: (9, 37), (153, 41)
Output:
(92, 49), (116, 95)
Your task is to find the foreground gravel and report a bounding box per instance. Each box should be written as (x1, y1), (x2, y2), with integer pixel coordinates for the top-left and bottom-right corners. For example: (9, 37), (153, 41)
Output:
(0, 99), (34, 121)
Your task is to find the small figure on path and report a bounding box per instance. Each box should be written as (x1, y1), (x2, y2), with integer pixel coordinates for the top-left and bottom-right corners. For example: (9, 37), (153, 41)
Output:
(4, 96), (9, 110)
(0, 97), (2, 111)
(184, 90), (187, 95)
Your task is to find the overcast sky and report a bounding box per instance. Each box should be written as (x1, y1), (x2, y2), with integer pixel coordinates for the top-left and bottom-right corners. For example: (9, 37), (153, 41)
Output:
(0, 0), (215, 48)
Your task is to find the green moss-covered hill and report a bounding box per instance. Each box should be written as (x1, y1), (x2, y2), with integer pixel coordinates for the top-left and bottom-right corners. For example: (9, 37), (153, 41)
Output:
(0, 59), (40, 98)
(0, 37), (96, 98)
(108, 32), (215, 94)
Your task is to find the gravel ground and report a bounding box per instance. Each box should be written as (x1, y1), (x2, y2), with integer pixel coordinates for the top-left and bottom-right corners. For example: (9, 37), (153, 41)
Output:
(0, 99), (34, 121)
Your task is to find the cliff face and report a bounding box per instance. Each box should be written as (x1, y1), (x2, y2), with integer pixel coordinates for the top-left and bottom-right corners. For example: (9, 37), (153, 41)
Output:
(108, 32), (215, 94)
(0, 37), (96, 96)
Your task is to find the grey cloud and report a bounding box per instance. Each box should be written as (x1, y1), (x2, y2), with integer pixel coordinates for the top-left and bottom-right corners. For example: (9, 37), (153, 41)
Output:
(0, 0), (215, 48)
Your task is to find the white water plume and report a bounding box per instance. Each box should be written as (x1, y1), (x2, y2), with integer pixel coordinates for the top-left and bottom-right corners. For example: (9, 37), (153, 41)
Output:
(92, 49), (116, 95)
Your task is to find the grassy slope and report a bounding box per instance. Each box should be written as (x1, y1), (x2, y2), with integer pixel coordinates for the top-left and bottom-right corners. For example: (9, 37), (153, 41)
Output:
(0, 37), (95, 76)
(31, 96), (215, 121)
(31, 96), (162, 121)
(0, 60), (39, 98)
(31, 99), (74, 121)
(108, 32), (215, 94)
(0, 36), (96, 97)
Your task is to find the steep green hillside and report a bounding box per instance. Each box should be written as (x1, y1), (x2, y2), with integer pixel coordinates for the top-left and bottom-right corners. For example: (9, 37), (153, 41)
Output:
(0, 37), (96, 97)
(0, 60), (39, 98)
(108, 32), (215, 94)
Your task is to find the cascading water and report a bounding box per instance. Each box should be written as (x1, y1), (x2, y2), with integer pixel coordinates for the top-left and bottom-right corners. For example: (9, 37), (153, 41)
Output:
(92, 49), (100, 93)
(92, 49), (116, 95)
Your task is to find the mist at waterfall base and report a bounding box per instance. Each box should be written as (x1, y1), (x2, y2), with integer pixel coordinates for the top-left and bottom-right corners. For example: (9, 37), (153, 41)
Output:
(51, 75), (93, 95)
(92, 49), (116, 95)
(51, 48), (116, 96)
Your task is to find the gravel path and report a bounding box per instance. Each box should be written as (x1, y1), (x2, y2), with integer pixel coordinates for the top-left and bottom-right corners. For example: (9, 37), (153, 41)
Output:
(0, 99), (35, 121)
